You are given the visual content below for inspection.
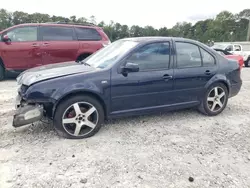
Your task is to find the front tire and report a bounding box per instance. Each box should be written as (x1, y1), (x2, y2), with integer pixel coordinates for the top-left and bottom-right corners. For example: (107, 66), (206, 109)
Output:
(198, 83), (228, 116)
(54, 95), (104, 139)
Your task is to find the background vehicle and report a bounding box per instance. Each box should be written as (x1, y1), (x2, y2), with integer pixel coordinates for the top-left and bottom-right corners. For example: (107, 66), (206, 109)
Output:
(0, 22), (110, 80)
(13, 37), (242, 139)
(213, 48), (244, 69)
(212, 42), (250, 67)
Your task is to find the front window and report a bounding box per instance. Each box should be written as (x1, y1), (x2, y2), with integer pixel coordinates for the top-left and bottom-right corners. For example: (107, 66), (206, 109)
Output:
(84, 40), (138, 69)
(5, 26), (37, 42)
(225, 45), (233, 51)
(126, 42), (170, 71)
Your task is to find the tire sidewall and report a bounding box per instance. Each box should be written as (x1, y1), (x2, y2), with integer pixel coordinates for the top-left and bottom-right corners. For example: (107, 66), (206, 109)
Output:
(0, 65), (5, 81)
(203, 83), (229, 116)
(245, 58), (250, 67)
(53, 95), (104, 139)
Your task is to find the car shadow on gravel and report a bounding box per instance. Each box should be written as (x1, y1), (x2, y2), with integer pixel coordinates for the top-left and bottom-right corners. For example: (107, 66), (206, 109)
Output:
(12, 120), (57, 138)
(105, 108), (199, 127)
(12, 106), (231, 140)
(10, 108), (199, 139)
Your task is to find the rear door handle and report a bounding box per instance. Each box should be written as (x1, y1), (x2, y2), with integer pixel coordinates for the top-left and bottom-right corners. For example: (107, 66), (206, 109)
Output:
(205, 70), (211, 75)
(162, 74), (173, 80)
(43, 42), (49, 46)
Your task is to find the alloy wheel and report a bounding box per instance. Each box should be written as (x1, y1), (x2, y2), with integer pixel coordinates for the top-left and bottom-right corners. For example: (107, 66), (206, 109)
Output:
(62, 102), (99, 137)
(207, 86), (226, 112)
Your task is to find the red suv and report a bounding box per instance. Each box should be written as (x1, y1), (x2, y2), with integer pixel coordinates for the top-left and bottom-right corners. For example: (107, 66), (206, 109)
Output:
(0, 22), (110, 80)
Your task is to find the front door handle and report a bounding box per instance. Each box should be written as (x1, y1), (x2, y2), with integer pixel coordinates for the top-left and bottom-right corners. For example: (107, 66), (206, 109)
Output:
(205, 70), (211, 75)
(162, 74), (173, 80)
(32, 43), (40, 47)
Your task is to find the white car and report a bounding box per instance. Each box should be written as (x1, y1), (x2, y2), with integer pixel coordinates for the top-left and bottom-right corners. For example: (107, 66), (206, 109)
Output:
(213, 42), (250, 67)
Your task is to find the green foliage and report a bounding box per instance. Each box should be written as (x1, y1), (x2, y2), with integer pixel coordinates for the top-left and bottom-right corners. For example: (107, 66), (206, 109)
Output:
(0, 8), (250, 42)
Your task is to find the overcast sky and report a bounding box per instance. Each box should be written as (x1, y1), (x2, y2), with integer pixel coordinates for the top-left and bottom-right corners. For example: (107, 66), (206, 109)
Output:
(1, 0), (248, 28)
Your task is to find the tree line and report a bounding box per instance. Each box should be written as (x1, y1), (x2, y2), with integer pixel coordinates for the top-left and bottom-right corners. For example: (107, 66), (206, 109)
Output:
(0, 8), (250, 43)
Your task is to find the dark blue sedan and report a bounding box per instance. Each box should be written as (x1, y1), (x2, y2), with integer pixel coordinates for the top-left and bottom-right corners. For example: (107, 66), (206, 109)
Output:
(13, 37), (242, 139)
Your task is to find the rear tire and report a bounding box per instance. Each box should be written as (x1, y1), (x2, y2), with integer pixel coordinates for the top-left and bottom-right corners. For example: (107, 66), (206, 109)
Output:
(54, 95), (104, 139)
(244, 59), (250, 67)
(198, 83), (228, 116)
(0, 64), (5, 81)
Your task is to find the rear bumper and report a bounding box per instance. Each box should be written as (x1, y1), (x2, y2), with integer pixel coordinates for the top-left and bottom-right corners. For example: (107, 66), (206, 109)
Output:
(229, 82), (242, 98)
(12, 105), (43, 128)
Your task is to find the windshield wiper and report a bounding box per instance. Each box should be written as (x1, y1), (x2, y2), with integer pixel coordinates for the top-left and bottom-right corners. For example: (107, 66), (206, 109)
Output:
(79, 60), (91, 67)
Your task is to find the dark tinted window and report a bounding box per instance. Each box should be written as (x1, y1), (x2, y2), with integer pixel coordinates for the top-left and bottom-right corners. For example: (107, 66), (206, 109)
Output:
(127, 42), (170, 71)
(176, 42), (202, 68)
(200, 48), (215, 66)
(40, 26), (74, 41)
(75, 27), (101, 41)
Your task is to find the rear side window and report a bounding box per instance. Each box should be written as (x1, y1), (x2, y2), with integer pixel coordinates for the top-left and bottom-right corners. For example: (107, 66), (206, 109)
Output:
(40, 26), (74, 41)
(176, 42), (202, 68)
(75, 27), (101, 41)
(234, 45), (241, 51)
(200, 48), (215, 66)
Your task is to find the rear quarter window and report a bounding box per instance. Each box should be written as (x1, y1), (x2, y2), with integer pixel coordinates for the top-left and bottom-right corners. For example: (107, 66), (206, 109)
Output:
(75, 27), (101, 41)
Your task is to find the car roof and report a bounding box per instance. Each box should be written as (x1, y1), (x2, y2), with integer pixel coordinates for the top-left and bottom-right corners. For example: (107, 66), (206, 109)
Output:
(0, 22), (100, 33)
(121, 36), (201, 44)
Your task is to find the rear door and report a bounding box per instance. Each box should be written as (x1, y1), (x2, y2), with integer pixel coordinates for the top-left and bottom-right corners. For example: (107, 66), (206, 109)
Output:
(0, 26), (42, 70)
(173, 41), (217, 104)
(39, 26), (79, 65)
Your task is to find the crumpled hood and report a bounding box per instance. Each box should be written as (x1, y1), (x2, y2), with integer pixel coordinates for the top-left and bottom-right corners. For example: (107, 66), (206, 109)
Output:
(17, 61), (96, 86)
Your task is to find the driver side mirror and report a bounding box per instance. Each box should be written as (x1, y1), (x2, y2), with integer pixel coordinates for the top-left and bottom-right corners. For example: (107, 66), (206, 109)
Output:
(121, 62), (139, 75)
(2, 35), (11, 42)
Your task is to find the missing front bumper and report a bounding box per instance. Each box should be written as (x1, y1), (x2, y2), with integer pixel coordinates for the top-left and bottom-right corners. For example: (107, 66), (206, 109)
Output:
(12, 105), (44, 128)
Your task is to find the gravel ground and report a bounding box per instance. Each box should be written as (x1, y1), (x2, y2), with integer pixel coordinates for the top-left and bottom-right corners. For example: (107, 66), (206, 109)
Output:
(0, 69), (250, 188)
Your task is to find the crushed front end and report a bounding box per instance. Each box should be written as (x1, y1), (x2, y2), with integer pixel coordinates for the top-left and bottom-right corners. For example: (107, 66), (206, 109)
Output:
(13, 84), (44, 127)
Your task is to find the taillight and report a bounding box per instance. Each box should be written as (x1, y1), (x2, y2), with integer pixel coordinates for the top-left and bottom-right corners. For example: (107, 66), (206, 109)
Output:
(240, 59), (244, 70)
(102, 40), (111, 47)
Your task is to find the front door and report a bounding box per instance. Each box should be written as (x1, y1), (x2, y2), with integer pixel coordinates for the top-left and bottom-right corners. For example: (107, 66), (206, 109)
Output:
(173, 41), (217, 104)
(110, 41), (174, 114)
(39, 26), (79, 65)
(0, 26), (42, 70)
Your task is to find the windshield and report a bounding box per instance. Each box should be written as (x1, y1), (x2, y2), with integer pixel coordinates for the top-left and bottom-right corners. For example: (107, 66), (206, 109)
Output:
(84, 40), (139, 69)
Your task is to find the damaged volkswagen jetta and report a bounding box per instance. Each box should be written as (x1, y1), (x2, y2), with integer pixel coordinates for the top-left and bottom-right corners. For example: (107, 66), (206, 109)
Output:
(13, 37), (242, 139)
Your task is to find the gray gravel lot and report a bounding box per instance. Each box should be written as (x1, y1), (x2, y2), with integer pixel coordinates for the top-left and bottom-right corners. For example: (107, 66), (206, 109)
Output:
(0, 69), (250, 188)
